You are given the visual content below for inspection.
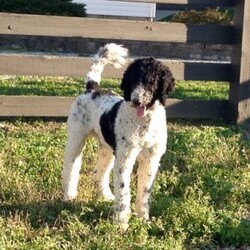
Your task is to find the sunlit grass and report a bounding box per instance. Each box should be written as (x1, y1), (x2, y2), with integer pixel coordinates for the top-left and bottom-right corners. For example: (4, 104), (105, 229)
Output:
(0, 76), (229, 100)
(0, 77), (249, 249)
(0, 120), (249, 249)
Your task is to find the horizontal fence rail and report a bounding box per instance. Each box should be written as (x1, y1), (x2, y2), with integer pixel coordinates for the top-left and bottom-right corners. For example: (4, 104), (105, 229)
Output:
(0, 54), (232, 81)
(0, 13), (233, 44)
(0, 96), (229, 119)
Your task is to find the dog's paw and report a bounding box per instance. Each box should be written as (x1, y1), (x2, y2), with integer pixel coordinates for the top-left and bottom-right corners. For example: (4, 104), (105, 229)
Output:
(118, 222), (129, 232)
(102, 190), (115, 201)
(62, 193), (77, 202)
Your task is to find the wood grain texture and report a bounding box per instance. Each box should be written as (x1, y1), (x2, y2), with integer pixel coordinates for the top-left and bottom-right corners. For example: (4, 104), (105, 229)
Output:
(0, 96), (74, 117)
(229, 0), (250, 127)
(0, 54), (232, 81)
(0, 96), (228, 119)
(0, 13), (232, 44)
(166, 99), (229, 119)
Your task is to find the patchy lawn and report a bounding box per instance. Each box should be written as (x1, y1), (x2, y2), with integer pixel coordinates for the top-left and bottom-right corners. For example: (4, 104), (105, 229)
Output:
(0, 77), (249, 249)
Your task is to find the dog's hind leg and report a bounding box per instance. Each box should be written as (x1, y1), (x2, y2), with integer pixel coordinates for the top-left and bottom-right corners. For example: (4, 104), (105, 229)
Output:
(94, 144), (115, 200)
(62, 115), (89, 201)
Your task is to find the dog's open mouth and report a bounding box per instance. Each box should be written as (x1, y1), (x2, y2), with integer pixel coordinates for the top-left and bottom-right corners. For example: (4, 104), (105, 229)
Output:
(136, 105), (146, 118)
(131, 103), (147, 118)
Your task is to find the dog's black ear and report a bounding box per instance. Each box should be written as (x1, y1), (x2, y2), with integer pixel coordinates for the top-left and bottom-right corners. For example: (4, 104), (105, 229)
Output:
(157, 66), (175, 106)
(121, 72), (130, 101)
(121, 65), (134, 101)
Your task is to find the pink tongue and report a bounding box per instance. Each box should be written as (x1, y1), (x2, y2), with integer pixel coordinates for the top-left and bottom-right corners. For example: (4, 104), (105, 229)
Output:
(136, 106), (146, 118)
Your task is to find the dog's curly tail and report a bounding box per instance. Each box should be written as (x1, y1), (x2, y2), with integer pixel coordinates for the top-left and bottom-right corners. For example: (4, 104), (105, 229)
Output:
(85, 43), (128, 92)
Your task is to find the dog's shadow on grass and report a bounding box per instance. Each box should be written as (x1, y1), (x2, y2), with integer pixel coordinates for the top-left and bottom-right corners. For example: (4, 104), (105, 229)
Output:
(0, 199), (114, 229)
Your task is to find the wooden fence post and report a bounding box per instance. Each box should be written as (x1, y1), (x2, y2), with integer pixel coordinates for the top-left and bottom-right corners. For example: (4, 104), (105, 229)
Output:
(230, 0), (250, 130)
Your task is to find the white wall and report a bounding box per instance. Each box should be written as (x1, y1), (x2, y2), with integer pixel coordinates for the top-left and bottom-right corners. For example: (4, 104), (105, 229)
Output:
(73, 0), (156, 19)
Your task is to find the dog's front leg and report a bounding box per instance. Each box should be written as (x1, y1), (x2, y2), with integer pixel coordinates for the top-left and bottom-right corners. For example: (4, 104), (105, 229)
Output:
(113, 147), (139, 229)
(135, 149), (164, 221)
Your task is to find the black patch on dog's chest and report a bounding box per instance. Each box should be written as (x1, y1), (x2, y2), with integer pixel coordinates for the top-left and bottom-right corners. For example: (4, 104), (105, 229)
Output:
(100, 101), (123, 151)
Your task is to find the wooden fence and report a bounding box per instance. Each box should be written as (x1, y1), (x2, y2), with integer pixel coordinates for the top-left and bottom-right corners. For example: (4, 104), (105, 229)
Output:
(0, 0), (249, 128)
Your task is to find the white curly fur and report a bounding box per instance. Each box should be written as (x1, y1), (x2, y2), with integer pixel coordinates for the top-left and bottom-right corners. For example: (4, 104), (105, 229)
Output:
(86, 43), (128, 84)
(62, 43), (173, 229)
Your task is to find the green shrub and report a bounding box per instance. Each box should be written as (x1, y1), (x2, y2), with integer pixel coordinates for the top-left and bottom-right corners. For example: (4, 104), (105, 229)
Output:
(0, 0), (86, 17)
(166, 8), (233, 25)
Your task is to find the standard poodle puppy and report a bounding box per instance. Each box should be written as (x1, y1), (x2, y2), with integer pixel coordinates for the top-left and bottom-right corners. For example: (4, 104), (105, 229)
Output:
(62, 43), (175, 229)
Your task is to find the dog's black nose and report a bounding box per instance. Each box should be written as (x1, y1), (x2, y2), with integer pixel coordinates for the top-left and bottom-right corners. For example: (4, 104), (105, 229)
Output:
(132, 99), (141, 107)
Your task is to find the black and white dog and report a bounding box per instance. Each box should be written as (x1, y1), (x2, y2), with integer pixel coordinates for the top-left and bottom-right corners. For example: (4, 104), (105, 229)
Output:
(62, 43), (175, 229)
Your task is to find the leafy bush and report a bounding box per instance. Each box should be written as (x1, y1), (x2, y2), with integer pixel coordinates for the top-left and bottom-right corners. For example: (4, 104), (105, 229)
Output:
(0, 0), (86, 17)
(167, 8), (233, 25)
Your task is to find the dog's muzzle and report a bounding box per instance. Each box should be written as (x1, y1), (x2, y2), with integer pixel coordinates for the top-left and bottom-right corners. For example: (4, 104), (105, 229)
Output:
(131, 99), (147, 118)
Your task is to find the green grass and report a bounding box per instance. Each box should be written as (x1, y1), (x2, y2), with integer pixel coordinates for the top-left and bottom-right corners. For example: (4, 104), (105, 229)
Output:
(0, 77), (249, 249)
(0, 76), (229, 100)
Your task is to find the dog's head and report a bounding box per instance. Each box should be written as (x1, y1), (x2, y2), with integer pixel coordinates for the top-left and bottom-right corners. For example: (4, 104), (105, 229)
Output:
(121, 57), (175, 118)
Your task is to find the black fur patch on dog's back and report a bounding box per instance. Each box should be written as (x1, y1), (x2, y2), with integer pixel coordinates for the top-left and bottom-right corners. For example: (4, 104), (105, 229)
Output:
(92, 90), (118, 100)
(86, 80), (100, 93)
(100, 100), (123, 152)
